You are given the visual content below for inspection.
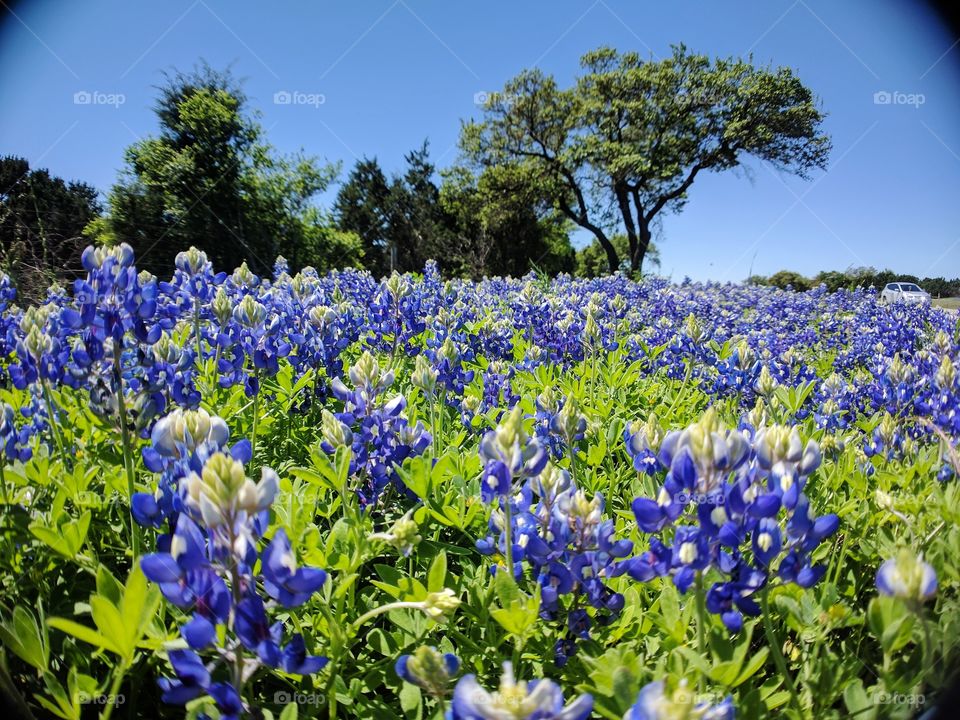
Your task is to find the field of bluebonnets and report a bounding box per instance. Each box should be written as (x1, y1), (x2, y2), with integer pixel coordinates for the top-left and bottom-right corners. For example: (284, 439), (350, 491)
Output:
(0, 243), (958, 720)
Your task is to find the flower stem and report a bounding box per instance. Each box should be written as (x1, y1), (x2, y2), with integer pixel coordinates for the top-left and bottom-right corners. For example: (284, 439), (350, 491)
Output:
(193, 299), (203, 364)
(40, 377), (67, 468)
(97, 661), (128, 720)
(352, 601), (424, 630)
(0, 462), (9, 506)
(696, 570), (707, 692)
(503, 500), (514, 577)
(250, 373), (260, 464)
(113, 361), (140, 558)
(920, 607), (934, 691)
(428, 394), (437, 462)
(760, 585), (803, 717)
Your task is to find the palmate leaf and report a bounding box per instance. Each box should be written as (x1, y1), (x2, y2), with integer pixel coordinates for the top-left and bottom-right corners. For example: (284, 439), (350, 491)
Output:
(28, 511), (91, 559)
(47, 565), (160, 663)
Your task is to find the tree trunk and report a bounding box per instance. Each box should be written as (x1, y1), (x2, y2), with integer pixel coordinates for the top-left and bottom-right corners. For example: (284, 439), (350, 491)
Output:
(631, 217), (652, 276)
(556, 201), (619, 273)
(614, 182), (639, 273)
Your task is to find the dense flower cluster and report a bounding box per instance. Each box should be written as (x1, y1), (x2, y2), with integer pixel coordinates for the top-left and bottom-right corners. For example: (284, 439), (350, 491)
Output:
(622, 408), (840, 632)
(2, 243), (957, 719)
(137, 409), (327, 716)
(321, 350), (431, 507)
(476, 408), (633, 664)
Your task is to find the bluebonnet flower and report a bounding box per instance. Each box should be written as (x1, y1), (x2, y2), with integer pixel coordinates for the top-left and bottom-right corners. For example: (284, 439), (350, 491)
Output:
(478, 406), (547, 503)
(366, 272), (427, 359)
(447, 663), (592, 720)
(395, 646), (459, 697)
(261, 529), (328, 607)
(139, 415), (327, 714)
(876, 549), (937, 604)
(158, 649), (210, 704)
(476, 422), (632, 664)
(623, 680), (734, 719)
(624, 414), (666, 475)
(325, 351), (431, 507)
(0, 401), (32, 462)
(623, 408), (839, 632)
(131, 408), (239, 531)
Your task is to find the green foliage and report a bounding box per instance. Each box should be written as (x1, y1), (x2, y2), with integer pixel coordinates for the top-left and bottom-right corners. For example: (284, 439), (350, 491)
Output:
(751, 267), (960, 296)
(576, 234), (661, 278)
(439, 164), (575, 278)
(94, 64), (359, 276)
(766, 270), (812, 291)
(0, 155), (101, 300)
(334, 144), (575, 278)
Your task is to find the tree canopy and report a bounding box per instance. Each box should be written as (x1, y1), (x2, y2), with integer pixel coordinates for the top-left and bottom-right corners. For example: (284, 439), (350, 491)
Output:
(94, 65), (361, 277)
(0, 155), (101, 299)
(460, 44), (831, 275)
(335, 145), (575, 279)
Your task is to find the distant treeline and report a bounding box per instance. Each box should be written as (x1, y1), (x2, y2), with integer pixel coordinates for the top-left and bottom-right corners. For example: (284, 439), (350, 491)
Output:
(748, 268), (960, 297)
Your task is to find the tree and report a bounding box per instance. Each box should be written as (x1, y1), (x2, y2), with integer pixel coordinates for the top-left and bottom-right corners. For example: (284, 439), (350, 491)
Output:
(388, 142), (453, 272)
(439, 164), (574, 278)
(766, 270), (811, 290)
(0, 155), (101, 297)
(576, 234), (660, 278)
(334, 142), (455, 276)
(97, 64), (360, 277)
(461, 45), (831, 274)
(333, 157), (392, 275)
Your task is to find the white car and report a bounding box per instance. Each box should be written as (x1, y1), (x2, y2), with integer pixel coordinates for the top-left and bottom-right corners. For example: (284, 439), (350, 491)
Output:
(880, 282), (931, 305)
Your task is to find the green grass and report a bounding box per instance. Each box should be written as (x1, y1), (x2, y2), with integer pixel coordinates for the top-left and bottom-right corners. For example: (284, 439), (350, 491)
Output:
(933, 297), (960, 310)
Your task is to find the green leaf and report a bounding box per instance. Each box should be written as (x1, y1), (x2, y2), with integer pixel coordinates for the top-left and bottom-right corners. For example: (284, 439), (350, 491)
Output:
(90, 595), (131, 658)
(843, 679), (874, 718)
(428, 550), (447, 593)
(279, 702), (299, 720)
(732, 647), (769, 687)
(95, 566), (123, 606)
(399, 682), (422, 713)
(493, 571), (521, 607)
(47, 617), (121, 655)
(0, 605), (48, 671)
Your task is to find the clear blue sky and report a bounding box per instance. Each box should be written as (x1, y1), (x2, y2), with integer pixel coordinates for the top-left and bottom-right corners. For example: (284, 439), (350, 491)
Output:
(1, 0), (958, 281)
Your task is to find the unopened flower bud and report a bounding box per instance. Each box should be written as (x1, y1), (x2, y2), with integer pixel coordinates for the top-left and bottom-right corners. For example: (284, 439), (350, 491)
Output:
(421, 589), (460, 624)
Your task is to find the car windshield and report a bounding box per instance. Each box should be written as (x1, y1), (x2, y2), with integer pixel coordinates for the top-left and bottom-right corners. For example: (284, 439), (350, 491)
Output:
(900, 284), (922, 292)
